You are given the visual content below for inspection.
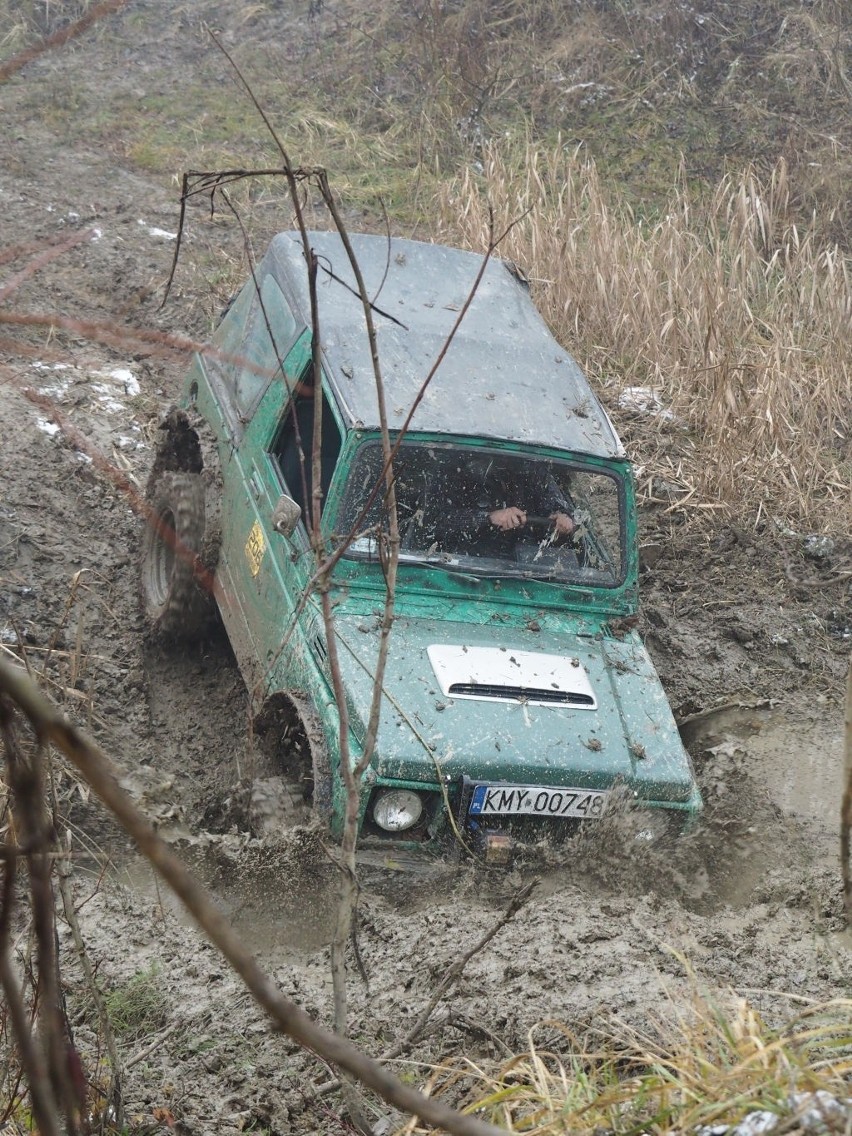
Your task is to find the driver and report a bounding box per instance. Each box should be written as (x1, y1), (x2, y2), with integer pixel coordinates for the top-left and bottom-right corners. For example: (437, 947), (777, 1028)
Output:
(488, 504), (574, 536)
(450, 456), (575, 552)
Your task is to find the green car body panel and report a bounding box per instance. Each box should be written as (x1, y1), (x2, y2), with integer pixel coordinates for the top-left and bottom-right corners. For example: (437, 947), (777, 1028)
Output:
(155, 231), (702, 857)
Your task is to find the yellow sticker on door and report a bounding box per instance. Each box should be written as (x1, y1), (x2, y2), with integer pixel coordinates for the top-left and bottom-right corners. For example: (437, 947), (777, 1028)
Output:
(245, 520), (265, 577)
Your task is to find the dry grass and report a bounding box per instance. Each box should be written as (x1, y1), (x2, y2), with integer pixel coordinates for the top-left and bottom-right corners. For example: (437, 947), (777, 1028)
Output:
(0, 0), (95, 52)
(407, 992), (852, 1134)
(436, 144), (851, 532)
(322, 0), (851, 241)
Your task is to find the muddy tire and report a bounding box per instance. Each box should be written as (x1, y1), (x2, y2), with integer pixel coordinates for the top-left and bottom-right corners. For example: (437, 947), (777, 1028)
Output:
(141, 472), (211, 639)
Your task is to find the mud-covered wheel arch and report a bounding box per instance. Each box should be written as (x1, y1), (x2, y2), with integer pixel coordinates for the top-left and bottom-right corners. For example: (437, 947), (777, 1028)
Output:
(252, 693), (332, 827)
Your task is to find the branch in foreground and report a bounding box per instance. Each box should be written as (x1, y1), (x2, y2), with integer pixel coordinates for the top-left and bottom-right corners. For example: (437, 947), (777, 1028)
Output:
(0, 700), (62, 1136)
(0, 659), (506, 1136)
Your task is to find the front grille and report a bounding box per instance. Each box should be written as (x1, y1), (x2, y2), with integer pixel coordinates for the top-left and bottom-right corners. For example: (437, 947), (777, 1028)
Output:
(448, 683), (594, 706)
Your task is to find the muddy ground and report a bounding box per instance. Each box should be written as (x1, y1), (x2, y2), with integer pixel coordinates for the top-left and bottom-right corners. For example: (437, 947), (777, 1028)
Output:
(1, 5), (851, 1134)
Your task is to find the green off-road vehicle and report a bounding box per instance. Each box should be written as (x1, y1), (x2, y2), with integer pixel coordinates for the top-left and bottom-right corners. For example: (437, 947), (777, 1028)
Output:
(142, 231), (701, 864)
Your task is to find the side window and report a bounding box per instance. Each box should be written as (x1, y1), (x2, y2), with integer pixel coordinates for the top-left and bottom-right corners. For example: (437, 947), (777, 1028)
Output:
(272, 378), (342, 529)
(235, 276), (297, 415)
(212, 275), (299, 420)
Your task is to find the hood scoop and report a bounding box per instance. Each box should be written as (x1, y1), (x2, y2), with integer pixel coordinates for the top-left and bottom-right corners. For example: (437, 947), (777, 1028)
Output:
(427, 644), (597, 710)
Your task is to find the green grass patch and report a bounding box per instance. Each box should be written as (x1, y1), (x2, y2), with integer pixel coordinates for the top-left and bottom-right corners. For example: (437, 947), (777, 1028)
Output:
(104, 964), (168, 1041)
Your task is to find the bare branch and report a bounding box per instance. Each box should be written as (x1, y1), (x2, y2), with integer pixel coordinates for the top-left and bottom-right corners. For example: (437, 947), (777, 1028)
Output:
(5, 729), (79, 1131)
(0, 659), (507, 1136)
(0, 698), (61, 1136)
(0, 230), (98, 304)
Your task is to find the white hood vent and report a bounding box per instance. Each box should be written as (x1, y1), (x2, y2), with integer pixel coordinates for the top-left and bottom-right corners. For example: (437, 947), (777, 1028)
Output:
(427, 644), (597, 710)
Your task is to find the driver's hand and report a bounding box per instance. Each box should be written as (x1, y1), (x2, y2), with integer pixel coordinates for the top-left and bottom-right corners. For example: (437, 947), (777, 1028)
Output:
(550, 511), (575, 536)
(489, 506), (527, 531)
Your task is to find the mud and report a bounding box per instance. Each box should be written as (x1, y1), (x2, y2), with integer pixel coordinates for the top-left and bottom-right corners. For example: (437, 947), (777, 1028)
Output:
(1, 5), (851, 1134)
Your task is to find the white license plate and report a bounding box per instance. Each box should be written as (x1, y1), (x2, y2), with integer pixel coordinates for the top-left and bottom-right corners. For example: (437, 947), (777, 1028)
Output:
(469, 783), (607, 820)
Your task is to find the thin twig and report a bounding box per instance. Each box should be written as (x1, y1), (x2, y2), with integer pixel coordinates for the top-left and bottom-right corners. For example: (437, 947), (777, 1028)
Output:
(0, 0), (131, 83)
(0, 230), (98, 304)
(381, 877), (539, 1062)
(125, 1021), (181, 1070)
(56, 839), (123, 1127)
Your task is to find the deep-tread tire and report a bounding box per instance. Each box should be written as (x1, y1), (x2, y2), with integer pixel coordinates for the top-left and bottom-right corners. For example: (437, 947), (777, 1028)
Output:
(141, 472), (211, 639)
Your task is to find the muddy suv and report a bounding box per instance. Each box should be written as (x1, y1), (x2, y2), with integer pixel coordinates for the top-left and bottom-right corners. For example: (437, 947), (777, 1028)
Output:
(142, 231), (701, 862)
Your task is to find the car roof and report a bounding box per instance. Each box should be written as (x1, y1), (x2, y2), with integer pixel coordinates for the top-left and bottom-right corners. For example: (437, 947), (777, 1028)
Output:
(265, 231), (625, 459)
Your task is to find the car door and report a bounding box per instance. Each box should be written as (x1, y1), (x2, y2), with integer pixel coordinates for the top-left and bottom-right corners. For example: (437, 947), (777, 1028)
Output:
(234, 327), (344, 703)
(210, 273), (303, 688)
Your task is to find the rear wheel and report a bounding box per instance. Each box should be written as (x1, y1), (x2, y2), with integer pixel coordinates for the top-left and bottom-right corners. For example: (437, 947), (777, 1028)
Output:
(141, 472), (211, 639)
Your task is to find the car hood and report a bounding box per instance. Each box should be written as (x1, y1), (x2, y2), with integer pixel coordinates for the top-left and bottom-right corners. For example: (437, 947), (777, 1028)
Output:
(332, 613), (696, 803)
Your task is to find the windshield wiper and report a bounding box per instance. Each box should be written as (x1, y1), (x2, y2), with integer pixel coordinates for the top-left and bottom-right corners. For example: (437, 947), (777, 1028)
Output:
(397, 553), (484, 583)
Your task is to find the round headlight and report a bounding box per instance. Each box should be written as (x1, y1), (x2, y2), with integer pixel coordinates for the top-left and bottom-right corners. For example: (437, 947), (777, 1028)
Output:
(372, 789), (424, 833)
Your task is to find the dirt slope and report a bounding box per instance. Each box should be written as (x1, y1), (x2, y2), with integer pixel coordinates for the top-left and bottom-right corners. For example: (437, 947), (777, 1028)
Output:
(1, 5), (851, 1134)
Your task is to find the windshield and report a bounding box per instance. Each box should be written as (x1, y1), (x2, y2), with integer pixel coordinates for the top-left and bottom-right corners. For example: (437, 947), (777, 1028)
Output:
(338, 442), (627, 587)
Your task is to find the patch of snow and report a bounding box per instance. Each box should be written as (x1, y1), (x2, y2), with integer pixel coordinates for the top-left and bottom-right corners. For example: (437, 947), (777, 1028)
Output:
(618, 386), (676, 420)
(36, 418), (60, 437)
(137, 218), (177, 240)
(33, 361), (75, 398)
(90, 382), (125, 413)
(108, 367), (140, 395)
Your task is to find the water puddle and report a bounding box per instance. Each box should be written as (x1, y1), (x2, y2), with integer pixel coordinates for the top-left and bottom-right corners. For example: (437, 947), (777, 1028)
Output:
(682, 701), (843, 836)
(105, 701), (845, 939)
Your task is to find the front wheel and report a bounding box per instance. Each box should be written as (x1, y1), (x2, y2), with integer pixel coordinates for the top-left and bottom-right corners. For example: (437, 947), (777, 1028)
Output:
(141, 472), (211, 639)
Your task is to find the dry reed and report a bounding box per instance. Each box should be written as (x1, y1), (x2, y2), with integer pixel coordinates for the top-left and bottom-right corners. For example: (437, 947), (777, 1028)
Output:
(408, 993), (852, 1134)
(436, 145), (851, 532)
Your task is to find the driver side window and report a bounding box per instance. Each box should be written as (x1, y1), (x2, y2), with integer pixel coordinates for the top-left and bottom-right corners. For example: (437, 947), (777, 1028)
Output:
(211, 275), (299, 426)
(272, 377), (342, 529)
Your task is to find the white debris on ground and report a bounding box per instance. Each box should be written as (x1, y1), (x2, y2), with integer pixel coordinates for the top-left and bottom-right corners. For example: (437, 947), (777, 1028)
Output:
(617, 385), (677, 420)
(29, 361), (146, 453)
(698, 1091), (852, 1136)
(108, 367), (141, 395)
(138, 218), (177, 240)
